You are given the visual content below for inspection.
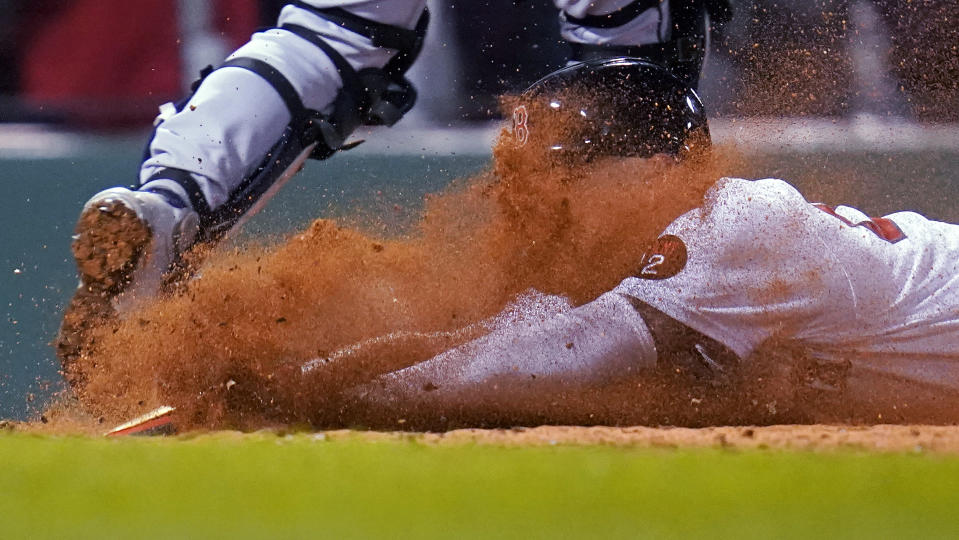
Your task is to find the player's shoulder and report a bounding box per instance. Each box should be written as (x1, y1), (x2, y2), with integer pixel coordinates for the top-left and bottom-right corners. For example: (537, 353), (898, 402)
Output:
(667, 177), (810, 235)
(707, 177), (807, 211)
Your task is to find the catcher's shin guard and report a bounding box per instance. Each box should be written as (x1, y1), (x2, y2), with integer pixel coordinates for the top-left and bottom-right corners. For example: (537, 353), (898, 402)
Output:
(58, 7), (429, 392)
(147, 7), (430, 241)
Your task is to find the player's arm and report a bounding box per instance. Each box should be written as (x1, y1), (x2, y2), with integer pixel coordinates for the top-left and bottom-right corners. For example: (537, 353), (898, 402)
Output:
(340, 285), (744, 427)
(298, 324), (488, 395)
(350, 291), (717, 406)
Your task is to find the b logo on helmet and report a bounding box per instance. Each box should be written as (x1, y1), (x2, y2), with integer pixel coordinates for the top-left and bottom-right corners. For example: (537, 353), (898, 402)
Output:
(512, 105), (529, 146)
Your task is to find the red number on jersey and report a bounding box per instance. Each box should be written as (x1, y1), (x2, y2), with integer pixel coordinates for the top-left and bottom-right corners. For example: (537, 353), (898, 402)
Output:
(636, 235), (688, 280)
(813, 203), (906, 243)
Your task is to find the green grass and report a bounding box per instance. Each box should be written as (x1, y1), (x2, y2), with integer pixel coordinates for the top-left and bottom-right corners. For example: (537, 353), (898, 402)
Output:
(2, 432), (959, 538)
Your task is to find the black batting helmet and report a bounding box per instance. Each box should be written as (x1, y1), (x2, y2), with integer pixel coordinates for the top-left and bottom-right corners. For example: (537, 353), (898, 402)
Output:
(511, 57), (709, 161)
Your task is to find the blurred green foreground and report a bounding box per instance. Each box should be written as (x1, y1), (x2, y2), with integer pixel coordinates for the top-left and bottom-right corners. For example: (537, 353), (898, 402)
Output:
(1, 431), (959, 539)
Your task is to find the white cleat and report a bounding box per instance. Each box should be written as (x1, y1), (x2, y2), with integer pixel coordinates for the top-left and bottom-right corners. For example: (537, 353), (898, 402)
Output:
(57, 187), (199, 388)
(72, 187), (200, 311)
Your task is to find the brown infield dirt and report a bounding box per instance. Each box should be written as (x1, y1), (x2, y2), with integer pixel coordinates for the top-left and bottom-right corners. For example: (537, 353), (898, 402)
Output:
(343, 425), (959, 453)
(10, 419), (959, 454)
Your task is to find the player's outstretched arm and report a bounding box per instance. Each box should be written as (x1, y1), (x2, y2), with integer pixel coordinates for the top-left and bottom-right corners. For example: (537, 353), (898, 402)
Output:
(298, 324), (487, 396)
(350, 292), (657, 409)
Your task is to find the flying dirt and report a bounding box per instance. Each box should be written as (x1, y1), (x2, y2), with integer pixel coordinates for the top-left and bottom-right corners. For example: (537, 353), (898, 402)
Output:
(50, 98), (959, 433)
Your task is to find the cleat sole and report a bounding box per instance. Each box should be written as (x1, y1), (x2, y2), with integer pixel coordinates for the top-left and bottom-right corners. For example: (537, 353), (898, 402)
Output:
(56, 199), (154, 391)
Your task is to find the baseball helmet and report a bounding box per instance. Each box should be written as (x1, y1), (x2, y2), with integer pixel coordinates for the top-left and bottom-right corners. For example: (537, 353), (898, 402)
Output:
(511, 57), (709, 161)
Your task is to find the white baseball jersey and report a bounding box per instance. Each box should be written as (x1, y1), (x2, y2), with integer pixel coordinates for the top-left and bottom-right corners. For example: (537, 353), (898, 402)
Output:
(373, 177), (959, 397)
(616, 177), (959, 389)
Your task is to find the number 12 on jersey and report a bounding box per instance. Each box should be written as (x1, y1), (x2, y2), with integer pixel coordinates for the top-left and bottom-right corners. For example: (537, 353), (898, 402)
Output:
(636, 234), (688, 280)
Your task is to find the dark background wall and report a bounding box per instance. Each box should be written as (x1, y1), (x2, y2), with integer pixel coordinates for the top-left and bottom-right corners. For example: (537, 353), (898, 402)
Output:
(0, 1), (957, 419)
(0, 1), (956, 125)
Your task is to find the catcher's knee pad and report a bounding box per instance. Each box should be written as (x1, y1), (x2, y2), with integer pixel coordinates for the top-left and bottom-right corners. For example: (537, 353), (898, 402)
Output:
(564, 0), (731, 89)
(145, 6), (429, 240)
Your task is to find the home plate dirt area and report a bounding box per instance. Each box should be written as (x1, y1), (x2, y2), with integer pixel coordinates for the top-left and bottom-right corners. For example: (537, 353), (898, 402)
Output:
(227, 424), (959, 453)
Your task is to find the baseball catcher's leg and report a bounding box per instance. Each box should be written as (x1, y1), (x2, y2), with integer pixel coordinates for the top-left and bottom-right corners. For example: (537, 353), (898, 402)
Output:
(555, 0), (732, 89)
(57, 0), (429, 390)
